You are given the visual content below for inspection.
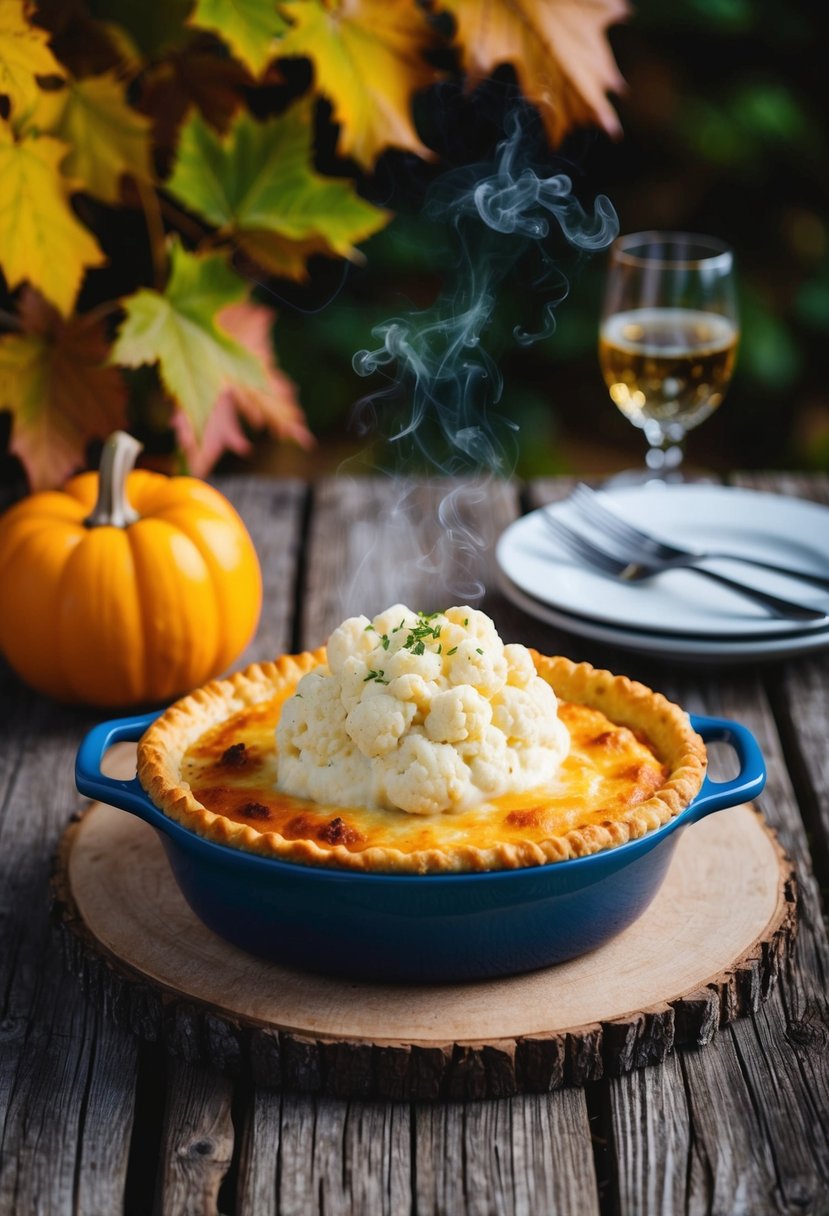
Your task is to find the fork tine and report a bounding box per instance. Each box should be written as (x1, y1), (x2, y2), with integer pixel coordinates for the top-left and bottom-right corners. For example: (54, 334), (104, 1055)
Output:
(569, 483), (676, 556)
(542, 512), (632, 577)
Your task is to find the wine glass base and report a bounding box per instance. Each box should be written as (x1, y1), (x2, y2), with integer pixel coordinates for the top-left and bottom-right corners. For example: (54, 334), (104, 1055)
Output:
(600, 465), (718, 489)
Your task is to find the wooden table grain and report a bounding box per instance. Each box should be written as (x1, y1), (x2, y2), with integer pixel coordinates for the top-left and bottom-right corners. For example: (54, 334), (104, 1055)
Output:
(1, 471), (828, 1216)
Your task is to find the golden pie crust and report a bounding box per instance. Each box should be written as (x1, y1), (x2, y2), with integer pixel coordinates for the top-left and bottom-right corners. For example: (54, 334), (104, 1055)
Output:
(136, 650), (708, 874)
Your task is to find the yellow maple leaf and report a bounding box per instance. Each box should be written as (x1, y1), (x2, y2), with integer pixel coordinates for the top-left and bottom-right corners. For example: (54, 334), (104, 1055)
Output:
(32, 71), (154, 204)
(0, 126), (105, 316)
(277, 0), (439, 168)
(0, 1), (63, 117)
(440, 0), (628, 147)
(188, 0), (286, 79)
(0, 288), (127, 490)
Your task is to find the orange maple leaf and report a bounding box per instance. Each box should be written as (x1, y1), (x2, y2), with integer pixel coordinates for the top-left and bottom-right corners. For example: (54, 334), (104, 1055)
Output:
(173, 301), (313, 476)
(440, 0), (628, 146)
(0, 289), (127, 490)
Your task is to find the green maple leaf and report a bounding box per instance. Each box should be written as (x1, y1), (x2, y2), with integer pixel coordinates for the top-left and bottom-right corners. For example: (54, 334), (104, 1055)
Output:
(111, 239), (265, 436)
(165, 102), (389, 266)
(187, 0), (288, 77)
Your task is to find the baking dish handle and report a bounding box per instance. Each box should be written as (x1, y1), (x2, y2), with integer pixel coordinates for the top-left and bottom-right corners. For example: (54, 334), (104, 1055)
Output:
(75, 711), (167, 825)
(685, 713), (766, 821)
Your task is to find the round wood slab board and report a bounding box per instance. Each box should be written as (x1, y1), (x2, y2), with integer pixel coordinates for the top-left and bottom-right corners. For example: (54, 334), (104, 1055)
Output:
(53, 778), (797, 1101)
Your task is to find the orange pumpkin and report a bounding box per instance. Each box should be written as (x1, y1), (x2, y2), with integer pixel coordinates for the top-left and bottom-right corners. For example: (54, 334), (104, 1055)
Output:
(0, 431), (262, 707)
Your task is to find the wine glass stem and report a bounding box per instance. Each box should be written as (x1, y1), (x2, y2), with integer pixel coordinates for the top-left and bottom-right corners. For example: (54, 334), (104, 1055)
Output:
(644, 423), (685, 472)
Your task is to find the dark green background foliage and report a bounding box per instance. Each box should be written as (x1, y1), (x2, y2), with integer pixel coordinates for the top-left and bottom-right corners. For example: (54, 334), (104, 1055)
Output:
(269, 0), (829, 476)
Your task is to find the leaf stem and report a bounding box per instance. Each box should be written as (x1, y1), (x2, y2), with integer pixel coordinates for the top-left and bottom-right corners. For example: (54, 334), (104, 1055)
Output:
(158, 192), (215, 246)
(136, 177), (168, 290)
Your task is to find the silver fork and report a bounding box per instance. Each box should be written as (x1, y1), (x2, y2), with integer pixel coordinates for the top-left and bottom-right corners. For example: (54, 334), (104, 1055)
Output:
(542, 513), (829, 622)
(568, 482), (829, 591)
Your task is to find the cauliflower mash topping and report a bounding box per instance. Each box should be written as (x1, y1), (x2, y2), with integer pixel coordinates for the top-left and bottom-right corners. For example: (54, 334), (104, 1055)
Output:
(275, 605), (570, 815)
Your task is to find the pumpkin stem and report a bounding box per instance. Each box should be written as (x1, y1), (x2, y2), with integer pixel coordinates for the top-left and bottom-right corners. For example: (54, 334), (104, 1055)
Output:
(84, 430), (143, 528)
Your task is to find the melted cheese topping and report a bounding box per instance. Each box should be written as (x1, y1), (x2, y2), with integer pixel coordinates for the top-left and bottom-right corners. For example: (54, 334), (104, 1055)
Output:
(180, 692), (667, 857)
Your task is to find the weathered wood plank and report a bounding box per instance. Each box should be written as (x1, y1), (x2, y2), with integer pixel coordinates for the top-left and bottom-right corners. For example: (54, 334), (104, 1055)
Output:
(607, 1054), (692, 1215)
(414, 1091), (601, 1216)
(0, 686), (138, 1216)
(729, 472), (829, 905)
(215, 475), (307, 664)
(0, 976), (137, 1216)
(153, 1059), (234, 1216)
(236, 1091), (412, 1216)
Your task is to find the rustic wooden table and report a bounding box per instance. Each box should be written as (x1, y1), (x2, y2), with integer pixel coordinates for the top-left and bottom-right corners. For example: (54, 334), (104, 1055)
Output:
(2, 471), (828, 1216)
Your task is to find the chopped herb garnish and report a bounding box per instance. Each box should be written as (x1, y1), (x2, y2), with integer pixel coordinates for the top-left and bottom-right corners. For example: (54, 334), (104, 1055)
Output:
(476, 647), (484, 655)
(447, 646), (458, 656)
(401, 615), (443, 652)
(464, 617), (469, 626)
(364, 623), (375, 631)
(363, 668), (389, 684)
(380, 634), (390, 650)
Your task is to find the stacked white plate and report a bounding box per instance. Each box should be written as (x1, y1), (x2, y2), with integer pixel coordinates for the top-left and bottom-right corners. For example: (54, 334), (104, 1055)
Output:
(495, 484), (829, 663)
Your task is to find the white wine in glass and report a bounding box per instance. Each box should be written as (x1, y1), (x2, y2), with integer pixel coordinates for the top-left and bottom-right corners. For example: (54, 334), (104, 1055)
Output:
(599, 231), (739, 483)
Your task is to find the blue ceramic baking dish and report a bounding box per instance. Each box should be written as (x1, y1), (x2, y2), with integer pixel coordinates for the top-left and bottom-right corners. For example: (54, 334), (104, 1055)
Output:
(75, 711), (765, 983)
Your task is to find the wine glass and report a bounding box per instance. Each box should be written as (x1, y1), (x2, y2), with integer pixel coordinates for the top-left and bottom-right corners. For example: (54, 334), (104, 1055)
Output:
(598, 231), (739, 484)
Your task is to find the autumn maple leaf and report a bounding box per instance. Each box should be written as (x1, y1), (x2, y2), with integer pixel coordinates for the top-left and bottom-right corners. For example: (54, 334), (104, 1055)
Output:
(187, 0), (288, 78)
(0, 0), (63, 117)
(0, 125), (105, 316)
(276, 0), (439, 167)
(440, 0), (628, 147)
(173, 300), (313, 477)
(165, 104), (389, 279)
(0, 289), (127, 490)
(111, 239), (267, 441)
(30, 70), (154, 203)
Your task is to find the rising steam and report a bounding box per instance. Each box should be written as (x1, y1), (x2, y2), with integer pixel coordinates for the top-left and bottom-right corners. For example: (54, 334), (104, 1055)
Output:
(349, 106), (619, 604)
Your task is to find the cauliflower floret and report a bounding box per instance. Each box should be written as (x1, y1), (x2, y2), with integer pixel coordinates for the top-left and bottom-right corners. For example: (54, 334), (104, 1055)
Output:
(337, 654), (374, 711)
(370, 604), (419, 641)
(346, 693), (417, 758)
(425, 685), (492, 744)
(458, 726), (510, 794)
(504, 643), (537, 688)
(275, 603), (570, 816)
(446, 637), (507, 698)
(445, 606), (500, 646)
(385, 644), (443, 684)
(277, 670), (345, 763)
(376, 734), (470, 815)
(492, 685), (544, 745)
(279, 742), (370, 807)
(326, 615), (375, 675)
(385, 672), (433, 712)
